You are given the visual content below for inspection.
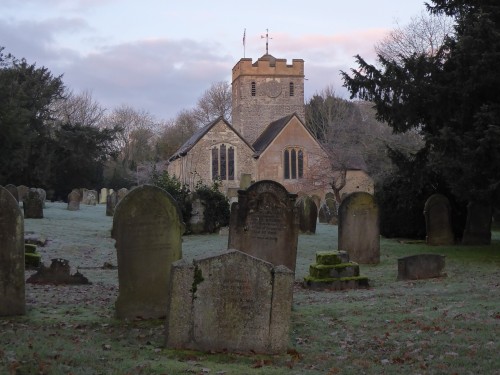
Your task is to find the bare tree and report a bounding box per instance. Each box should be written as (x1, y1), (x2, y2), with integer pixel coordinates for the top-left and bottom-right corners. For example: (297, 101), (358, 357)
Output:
(193, 81), (232, 125)
(53, 89), (106, 127)
(375, 11), (454, 63)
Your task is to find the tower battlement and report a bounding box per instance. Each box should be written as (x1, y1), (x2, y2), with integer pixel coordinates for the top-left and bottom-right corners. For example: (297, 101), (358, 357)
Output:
(232, 56), (304, 82)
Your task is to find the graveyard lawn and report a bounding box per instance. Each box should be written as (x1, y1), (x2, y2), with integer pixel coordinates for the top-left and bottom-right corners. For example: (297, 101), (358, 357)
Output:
(1, 202), (499, 375)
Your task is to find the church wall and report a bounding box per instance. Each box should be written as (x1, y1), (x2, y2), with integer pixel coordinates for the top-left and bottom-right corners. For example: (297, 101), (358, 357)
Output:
(255, 117), (328, 198)
(167, 120), (255, 193)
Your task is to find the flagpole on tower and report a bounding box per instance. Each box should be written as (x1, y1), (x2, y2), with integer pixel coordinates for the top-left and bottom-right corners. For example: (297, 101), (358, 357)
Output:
(243, 28), (246, 57)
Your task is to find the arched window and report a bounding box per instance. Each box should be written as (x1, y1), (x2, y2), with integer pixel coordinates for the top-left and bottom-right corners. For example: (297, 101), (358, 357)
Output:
(289, 82), (294, 97)
(283, 147), (304, 179)
(251, 81), (256, 96)
(211, 144), (235, 181)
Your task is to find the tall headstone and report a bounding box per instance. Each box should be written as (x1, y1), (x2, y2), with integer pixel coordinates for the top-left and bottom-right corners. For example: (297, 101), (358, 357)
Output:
(112, 185), (184, 319)
(338, 192), (380, 264)
(106, 191), (118, 216)
(23, 190), (43, 219)
(318, 198), (338, 224)
(295, 195), (318, 234)
(423, 193), (454, 245)
(17, 185), (29, 202)
(99, 188), (108, 204)
(5, 184), (19, 202)
(166, 250), (293, 354)
(0, 186), (25, 316)
(462, 202), (492, 245)
(228, 180), (298, 271)
(67, 189), (81, 211)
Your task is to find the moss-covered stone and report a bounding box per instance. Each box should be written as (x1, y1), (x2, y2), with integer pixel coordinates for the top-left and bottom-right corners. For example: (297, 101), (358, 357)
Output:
(316, 251), (342, 265)
(303, 275), (369, 291)
(25, 243), (37, 253)
(25, 252), (41, 268)
(309, 262), (360, 279)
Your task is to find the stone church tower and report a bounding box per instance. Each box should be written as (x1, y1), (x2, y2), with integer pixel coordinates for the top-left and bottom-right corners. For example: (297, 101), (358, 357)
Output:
(231, 54), (305, 144)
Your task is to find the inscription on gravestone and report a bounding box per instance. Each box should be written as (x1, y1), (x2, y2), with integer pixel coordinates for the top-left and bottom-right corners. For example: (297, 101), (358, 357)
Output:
(228, 180), (298, 271)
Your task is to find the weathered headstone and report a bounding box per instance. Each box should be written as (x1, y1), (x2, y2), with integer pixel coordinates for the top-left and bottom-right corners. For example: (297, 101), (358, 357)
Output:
(165, 249), (293, 354)
(67, 189), (81, 211)
(112, 185), (184, 319)
(397, 254), (446, 280)
(5, 184), (19, 202)
(79, 188), (87, 202)
(338, 192), (380, 264)
(0, 186), (25, 316)
(99, 188), (108, 204)
(106, 191), (118, 216)
(311, 194), (321, 209)
(82, 189), (98, 205)
(23, 190), (43, 219)
(295, 195), (318, 234)
(117, 188), (129, 202)
(318, 198), (338, 224)
(189, 194), (205, 234)
(424, 193), (454, 245)
(34, 188), (46, 208)
(462, 202), (492, 245)
(17, 185), (29, 202)
(228, 180), (298, 271)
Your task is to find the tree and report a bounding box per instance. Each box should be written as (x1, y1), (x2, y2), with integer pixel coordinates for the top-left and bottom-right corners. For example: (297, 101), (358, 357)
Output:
(0, 48), (65, 187)
(341, 0), (500, 236)
(193, 81), (232, 125)
(53, 89), (106, 128)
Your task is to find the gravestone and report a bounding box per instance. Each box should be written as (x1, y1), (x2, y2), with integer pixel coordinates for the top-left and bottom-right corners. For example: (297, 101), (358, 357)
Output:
(397, 254), (446, 280)
(0, 186), (25, 316)
(228, 180), (298, 271)
(424, 194), (454, 245)
(462, 202), (492, 245)
(106, 191), (118, 216)
(17, 185), (29, 202)
(117, 188), (129, 202)
(338, 192), (380, 264)
(112, 185), (184, 319)
(23, 190), (43, 219)
(34, 188), (46, 208)
(165, 249), (293, 354)
(318, 198), (338, 224)
(99, 188), (108, 204)
(67, 189), (81, 211)
(27, 258), (91, 285)
(5, 184), (19, 202)
(240, 173), (252, 189)
(189, 194), (205, 234)
(79, 188), (87, 202)
(295, 195), (318, 234)
(83, 189), (98, 205)
(311, 194), (321, 209)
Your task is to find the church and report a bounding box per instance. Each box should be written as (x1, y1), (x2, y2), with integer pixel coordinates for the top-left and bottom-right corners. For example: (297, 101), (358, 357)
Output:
(167, 53), (373, 200)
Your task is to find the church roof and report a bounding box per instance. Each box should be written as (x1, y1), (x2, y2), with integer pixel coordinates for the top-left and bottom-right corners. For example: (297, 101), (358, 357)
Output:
(252, 114), (295, 156)
(168, 116), (252, 162)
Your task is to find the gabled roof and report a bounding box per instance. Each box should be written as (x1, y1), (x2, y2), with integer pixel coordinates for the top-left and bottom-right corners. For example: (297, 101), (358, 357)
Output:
(168, 116), (253, 162)
(252, 113), (322, 157)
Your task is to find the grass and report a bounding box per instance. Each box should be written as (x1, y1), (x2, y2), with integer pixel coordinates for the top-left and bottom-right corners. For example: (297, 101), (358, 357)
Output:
(1, 202), (499, 374)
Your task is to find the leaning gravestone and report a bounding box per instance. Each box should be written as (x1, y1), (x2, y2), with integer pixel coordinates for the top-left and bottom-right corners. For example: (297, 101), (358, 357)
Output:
(67, 189), (81, 211)
(295, 195), (318, 234)
(338, 192), (380, 264)
(5, 184), (19, 202)
(0, 186), (25, 316)
(462, 201), (492, 245)
(166, 249), (293, 354)
(112, 185), (184, 319)
(23, 190), (43, 219)
(228, 180), (298, 272)
(424, 193), (454, 245)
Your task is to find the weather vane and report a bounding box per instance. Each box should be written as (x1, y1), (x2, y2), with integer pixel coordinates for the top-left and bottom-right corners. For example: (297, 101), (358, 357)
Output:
(261, 28), (272, 55)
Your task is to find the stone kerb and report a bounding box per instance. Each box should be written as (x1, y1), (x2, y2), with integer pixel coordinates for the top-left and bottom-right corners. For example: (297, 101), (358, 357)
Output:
(0, 186), (25, 316)
(165, 249), (293, 354)
(112, 185), (184, 319)
(228, 180), (299, 272)
(338, 192), (380, 264)
(424, 193), (454, 245)
(397, 254), (446, 280)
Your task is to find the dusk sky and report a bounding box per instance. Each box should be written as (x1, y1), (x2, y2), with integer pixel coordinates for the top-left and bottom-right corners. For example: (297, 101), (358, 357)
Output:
(1, 0), (429, 121)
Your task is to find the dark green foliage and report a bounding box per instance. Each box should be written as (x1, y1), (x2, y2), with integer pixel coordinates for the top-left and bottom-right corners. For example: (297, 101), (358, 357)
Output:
(194, 179), (230, 234)
(150, 169), (192, 227)
(341, 1), (500, 236)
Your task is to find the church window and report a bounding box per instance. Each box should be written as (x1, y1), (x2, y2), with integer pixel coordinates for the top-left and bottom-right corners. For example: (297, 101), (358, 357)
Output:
(289, 82), (294, 96)
(251, 81), (256, 96)
(212, 144), (235, 181)
(283, 147), (304, 180)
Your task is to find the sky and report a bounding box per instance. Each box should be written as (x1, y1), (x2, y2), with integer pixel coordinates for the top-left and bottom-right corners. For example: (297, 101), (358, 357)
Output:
(1, 0), (429, 121)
